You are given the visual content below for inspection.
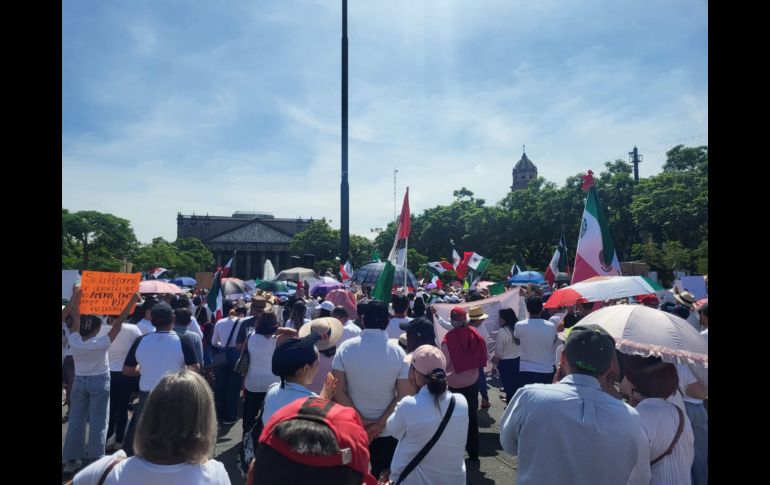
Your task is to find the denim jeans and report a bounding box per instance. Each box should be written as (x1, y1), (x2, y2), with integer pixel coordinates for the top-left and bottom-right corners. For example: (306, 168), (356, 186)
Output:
(685, 401), (708, 485)
(214, 360), (243, 422)
(498, 357), (520, 402)
(477, 367), (489, 401)
(62, 373), (110, 462)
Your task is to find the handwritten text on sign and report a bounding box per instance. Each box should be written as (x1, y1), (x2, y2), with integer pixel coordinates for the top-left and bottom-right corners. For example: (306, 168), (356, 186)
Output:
(80, 271), (141, 315)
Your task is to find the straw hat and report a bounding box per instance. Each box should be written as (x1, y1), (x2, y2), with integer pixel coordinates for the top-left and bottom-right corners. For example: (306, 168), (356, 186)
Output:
(673, 290), (697, 309)
(468, 305), (489, 321)
(297, 317), (344, 351)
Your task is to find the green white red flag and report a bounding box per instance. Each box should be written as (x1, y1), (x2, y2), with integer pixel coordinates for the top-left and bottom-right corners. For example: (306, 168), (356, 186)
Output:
(545, 234), (569, 287)
(572, 171), (621, 284)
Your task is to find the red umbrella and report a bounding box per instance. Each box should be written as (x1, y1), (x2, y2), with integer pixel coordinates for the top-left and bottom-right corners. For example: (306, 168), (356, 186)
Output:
(543, 287), (587, 309)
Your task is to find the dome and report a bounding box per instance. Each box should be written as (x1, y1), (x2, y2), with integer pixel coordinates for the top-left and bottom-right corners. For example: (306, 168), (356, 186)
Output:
(514, 152), (536, 172)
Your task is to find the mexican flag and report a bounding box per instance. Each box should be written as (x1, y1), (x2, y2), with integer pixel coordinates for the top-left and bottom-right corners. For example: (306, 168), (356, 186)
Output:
(572, 171), (621, 284)
(340, 260), (353, 283)
(150, 267), (168, 278)
(221, 257), (233, 278)
(452, 249), (461, 270)
(455, 251), (473, 280)
(466, 252), (491, 275)
(207, 271), (223, 321)
(387, 187), (411, 267)
(427, 261), (453, 275)
(545, 234), (569, 287)
(372, 260), (396, 304)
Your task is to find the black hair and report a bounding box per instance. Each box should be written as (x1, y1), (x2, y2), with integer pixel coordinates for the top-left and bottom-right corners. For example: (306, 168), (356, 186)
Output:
(407, 293), (416, 301)
(79, 315), (102, 337)
(236, 306), (248, 317)
(466, 291), (483, 302)
(141, 296), (159, 315)
(251, 421), (363, 485)
(255, 312), (279, 336)
(318, 309), (332, 318)
(331, 306), (349, 320)
(526, 296), (543, 315)
(290, 301), (307, 321)
(170, 295), (190, 309)
(581, 302), (594, 311)
(173, 308), (192, 325)
(661, 302), (690, 320)
(194, 304), (210, 324)
(425, 368), (448, 411)
(129, 302), (145, 324)
(391, 295), (409, 314)
(563, 311), (583, 329)
(498, 308), (518, 328)
(356, 300), (368, 317)
(222, 299), (235, 316)
(411, 297), (426, 318)
(363, 300), (389, 330)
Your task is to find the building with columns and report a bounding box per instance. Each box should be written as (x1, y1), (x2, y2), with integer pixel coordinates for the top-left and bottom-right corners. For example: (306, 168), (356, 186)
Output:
(176, 211), (312, 280)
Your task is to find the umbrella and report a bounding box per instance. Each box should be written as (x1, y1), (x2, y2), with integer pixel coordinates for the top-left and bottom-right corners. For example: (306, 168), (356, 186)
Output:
(256, 280), (289, 292)
(425, 282), (438, 289)
(350, 262), (419, 288)
(579, 305), (708, 371)
(169, 277), (196, 287)
(508, 271), (545, 284)
(311, 282), (344, 297)
(222, 278), (249, 297)
(325, 289), (357, 318)
(544, 276), (663, 309)
(139, 280), (184, 295)
(275, 267), (320, 282)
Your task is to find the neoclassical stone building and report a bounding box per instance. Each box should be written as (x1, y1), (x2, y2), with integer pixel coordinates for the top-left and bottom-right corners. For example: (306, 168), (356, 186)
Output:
(177, 211), (312, 280)
(511, 148), (538, 191)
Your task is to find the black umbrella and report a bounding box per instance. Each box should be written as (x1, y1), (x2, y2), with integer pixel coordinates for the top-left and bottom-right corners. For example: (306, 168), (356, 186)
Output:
(351, 262), (419, 288)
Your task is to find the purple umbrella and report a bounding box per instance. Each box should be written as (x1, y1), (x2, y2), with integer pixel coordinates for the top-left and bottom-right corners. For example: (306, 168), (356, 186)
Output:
(311, 282), (344, 297)
(425, 282), (438, 289)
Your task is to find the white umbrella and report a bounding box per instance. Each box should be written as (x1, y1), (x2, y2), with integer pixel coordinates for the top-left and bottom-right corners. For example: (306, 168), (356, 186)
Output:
(579, 304), (707, 387)
(545, 275), (662, 308)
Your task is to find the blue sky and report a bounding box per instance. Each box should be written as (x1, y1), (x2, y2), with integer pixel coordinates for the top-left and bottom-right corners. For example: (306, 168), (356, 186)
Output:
(62, 0), (708, 243)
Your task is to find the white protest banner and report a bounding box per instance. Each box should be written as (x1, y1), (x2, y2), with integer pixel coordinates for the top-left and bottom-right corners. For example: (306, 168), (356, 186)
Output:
(62, 270), (80, 300)
(432, 289), (523, 363)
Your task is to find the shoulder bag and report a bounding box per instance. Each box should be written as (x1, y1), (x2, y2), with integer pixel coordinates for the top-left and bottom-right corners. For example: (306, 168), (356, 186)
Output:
(212, 318), (240, 369)
(394, 395), (456, 485)
(650, 404), (685, 466)
(234, 328), (254, 375)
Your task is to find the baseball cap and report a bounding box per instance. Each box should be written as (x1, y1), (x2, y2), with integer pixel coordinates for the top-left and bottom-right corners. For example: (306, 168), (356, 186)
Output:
(272, 334), (321, 382)
(150, 302), (174, 324)
(399, 317), (436, 340)
(450, 306), (467, 323)
(319, 300), (335, 312)
(564, 324), (616, 374)
(405, 344), (446, 375)
(259, 396), (377, 485)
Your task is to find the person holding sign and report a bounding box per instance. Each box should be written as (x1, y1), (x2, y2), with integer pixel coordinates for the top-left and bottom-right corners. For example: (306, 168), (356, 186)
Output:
(62, 287), (140, 475)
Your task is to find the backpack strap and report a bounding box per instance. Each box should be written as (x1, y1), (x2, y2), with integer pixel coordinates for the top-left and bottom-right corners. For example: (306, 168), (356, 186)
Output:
(650, 404), (685, 466)
(97, 455), (126, 485)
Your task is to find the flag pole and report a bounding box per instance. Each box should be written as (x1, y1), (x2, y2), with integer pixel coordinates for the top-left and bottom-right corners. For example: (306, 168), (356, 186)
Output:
(403, 236), (408, 291)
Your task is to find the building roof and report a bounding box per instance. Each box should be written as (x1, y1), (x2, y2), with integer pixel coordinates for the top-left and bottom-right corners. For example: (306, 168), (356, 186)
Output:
(514, 152), (537, 172)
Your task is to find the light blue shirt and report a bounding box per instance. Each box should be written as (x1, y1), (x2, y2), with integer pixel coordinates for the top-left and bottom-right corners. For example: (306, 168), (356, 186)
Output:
(261, 381), (317, 425)
(500, 374), (651, 485)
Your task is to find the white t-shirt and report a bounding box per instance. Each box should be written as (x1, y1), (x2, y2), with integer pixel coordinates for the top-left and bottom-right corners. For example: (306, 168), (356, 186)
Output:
(675, 364), (704, 405)
(386, 316), (412, 339)
(211, 317), (243, 348)
(187, 316), (203, 339)
(387, 388), (469, 485)
(340, 320), (362, 345)
(332, 329), (409, 433)
(107, 324), (143, 372)
(137, 318), (155, 336)
(73, 451), (231, 485)
(284, 318), (310, 330)
(124, 331), (199, 392)
(68, 333), (110, 376)
(245, 333), (280, 393)
(700, 328), (708, 342)
(495, 325), (520, 360)
(513, 318), (558, 373)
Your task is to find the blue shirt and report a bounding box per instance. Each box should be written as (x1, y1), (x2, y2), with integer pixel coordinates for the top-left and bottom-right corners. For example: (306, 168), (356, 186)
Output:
(261, 381), (317, 425)
(500, 374), (651, 485)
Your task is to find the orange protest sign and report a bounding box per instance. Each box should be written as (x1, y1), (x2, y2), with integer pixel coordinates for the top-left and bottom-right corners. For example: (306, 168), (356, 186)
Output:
(80, 271), (141, 315)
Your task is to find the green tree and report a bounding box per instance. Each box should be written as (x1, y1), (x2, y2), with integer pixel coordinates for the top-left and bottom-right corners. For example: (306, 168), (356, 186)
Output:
(693, 240), (708, 274)
(406, 248), (428, 276)
(62, 209), (138, 271)
(289, 220), (339, 263)
(595, 160), (638, 261)
(349, 235), (375, 269)
(173, 238), (215, 275)
(663, 241), (692, 273)
(133, 238), (178, 274)
(662, 145), (708, 173)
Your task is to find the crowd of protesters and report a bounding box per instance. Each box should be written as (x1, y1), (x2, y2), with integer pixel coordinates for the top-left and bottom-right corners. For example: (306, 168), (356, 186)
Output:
(63, 277), (708, 484)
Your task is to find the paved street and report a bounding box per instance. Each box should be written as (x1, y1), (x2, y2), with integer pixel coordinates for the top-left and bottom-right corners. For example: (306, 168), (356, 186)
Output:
(62, 375), (518, 484)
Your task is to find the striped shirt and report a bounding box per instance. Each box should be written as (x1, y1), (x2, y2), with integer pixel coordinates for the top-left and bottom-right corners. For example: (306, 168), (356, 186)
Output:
(637, 396), (694, 485)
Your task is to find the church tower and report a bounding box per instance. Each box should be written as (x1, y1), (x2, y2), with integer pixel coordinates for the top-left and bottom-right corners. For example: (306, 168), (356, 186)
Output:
(511, 146), (538, 191)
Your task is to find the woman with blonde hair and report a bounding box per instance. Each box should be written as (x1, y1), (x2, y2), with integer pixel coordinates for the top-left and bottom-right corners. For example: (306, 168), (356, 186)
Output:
(72, 369), (230, 484)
